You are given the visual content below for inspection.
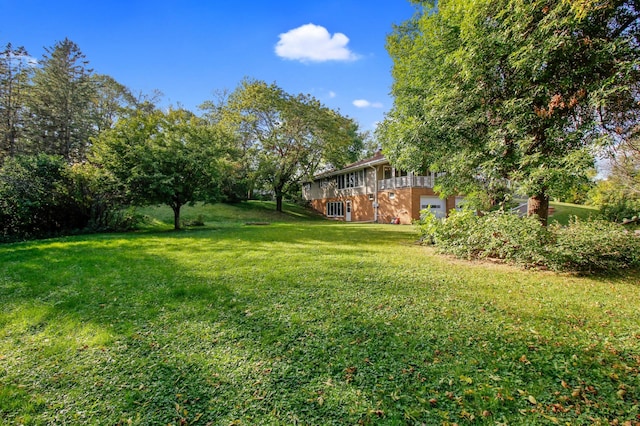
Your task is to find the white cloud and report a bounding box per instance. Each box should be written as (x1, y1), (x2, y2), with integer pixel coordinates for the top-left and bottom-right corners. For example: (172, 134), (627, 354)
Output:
(353, 99), (383, 108)
(328, 91), (337, 98)
(275, 23), (360, 63)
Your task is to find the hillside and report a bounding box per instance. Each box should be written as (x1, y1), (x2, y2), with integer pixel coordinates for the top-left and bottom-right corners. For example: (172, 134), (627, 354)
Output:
(135, 200), (325, 231)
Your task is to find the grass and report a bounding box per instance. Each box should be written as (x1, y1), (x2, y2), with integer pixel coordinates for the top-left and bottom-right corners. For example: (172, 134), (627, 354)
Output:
(549, 201), (599, 225)
(135, 200), (325, 231)
(1, 202), (639, 425)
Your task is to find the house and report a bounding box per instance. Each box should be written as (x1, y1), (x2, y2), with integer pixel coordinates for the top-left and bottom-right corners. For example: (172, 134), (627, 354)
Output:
(302, 151), (462, 224)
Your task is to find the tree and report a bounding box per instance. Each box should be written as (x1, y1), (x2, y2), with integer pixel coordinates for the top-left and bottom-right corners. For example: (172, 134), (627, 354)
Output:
(200, 89), (254, 202)
(217, 79), (362, 212)
(25, 38), (97, 162)
(608, 128), (640, 197)
(359, 130), (383, 160)
(90, 74), (138, 133)
(591, 133), (640, 221)
(0, 154), (75, 239)
(378, 0), (639, 225)
(92, 109), (234, 230)
(0, 43), (33, 161)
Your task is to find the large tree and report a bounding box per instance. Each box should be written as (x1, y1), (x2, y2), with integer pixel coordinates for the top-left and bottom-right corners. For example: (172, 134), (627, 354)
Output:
(90, 74), (138, 133)
(216, 79), (362, 212)
(92, 109), (234, 230)
(379, 0), (639, 224)
(26, 38), (97, 162)
(0, 43), (33, 161)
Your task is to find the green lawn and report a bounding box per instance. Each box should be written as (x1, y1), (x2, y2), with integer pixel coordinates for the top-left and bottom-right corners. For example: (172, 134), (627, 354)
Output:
(1, 202), (638, 425)
(135, 200), (325, 231)
(549, 201), (599, 225)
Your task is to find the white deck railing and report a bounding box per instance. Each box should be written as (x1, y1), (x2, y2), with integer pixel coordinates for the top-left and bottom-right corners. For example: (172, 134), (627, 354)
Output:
(378, 175), (434, 190)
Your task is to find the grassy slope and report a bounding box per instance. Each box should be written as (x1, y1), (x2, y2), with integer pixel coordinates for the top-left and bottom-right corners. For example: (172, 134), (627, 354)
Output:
(135, 200), (325, 231)
(1, 202), (638, 425)
(549, 201), (599, 225)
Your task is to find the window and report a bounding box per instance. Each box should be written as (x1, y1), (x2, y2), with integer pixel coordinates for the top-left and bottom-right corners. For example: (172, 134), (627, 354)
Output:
(383, 166), (392, 180)
(326, 201), (344, 217)
(337, 169), (364, 189)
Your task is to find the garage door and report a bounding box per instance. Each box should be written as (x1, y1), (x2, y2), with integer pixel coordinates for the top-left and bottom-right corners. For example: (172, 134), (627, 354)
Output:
(420, 196), (446, 219)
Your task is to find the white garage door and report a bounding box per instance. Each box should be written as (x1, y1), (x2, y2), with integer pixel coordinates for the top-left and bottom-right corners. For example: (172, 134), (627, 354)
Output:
(420, 196), (446, 219)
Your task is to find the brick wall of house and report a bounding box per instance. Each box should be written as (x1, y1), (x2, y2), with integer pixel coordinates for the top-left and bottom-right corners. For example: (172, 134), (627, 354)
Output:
(377, 189), (412, 224)
(312, 189), (456, 224)
(310, 194), (375, 222)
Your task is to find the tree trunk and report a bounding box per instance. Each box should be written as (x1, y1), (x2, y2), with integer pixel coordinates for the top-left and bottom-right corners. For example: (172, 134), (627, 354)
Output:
(527, 193), (549, 226)
(172, 205), (181, 230)
(276, 194), (283, 212)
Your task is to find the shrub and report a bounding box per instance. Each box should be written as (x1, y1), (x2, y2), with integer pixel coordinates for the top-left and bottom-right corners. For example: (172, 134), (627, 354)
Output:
(426, 210), (551, 267)
(588, 178), (640, 223)
(182, 214), (206, 227)
(472, 211), (551, 267)
(0, 155), (133, 241)
(599, 201), (640, 223)
(415, 207), (444, 245)
(549, 218), (640, 273)
(431, 208), (481, 258)
(64, 163), (135, 232)
(416, 210), (640, 273)
(0, 154), (71, 240)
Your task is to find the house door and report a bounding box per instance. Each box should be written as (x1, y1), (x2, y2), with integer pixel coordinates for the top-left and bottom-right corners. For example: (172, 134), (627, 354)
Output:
(345, 201), (352, 222)
(419, 196), (446, 219)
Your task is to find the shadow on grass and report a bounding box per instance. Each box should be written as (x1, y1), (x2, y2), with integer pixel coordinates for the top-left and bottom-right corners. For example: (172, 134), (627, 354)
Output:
(1, 224), (639, 424)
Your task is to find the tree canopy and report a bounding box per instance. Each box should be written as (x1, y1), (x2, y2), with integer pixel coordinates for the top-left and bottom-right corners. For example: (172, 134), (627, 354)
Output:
(213, 79), (363, 212)
(92, 109), (235, 230)
(26, 38), (97, 162)
(0, 43), (32, 160)
(378, 0), (640, 224)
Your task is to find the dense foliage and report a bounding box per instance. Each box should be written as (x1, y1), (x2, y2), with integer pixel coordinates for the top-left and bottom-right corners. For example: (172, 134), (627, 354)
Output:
(91, 109), (235, 230)
(417, 209), (640, 273)
(589, 177), (640, 222)
(379, 0), (640, 224)
(0, 154), (72, 240)
(206, 79), (363, 212)
(1, 39), (362, 239)
(0, 154), (130, 241)
(590, 146), (640, 223)
(0, 39), (139, 163)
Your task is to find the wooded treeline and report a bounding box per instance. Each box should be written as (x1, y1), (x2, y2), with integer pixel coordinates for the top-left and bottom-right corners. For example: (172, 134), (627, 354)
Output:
(0, 39), (363, 240)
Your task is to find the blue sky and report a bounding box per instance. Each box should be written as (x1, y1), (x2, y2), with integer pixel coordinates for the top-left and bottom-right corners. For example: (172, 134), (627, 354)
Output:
(1, 0), (418, 131)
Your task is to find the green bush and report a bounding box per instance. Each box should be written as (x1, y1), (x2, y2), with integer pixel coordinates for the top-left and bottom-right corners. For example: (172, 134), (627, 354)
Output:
(0, 155), (133, 241)
(549, 218), (640, 273)
(588, 178), (640, 223)
(415, 207), (444, 245)
(182, 214), (206, 227)
(64, 163), (136, 232)
(416, 210), (640, 273)
(473, 211), (551, 267)
(599, 200), (640, 223)
(0, 154), (72, 240)
(424, 209), (551, 267)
